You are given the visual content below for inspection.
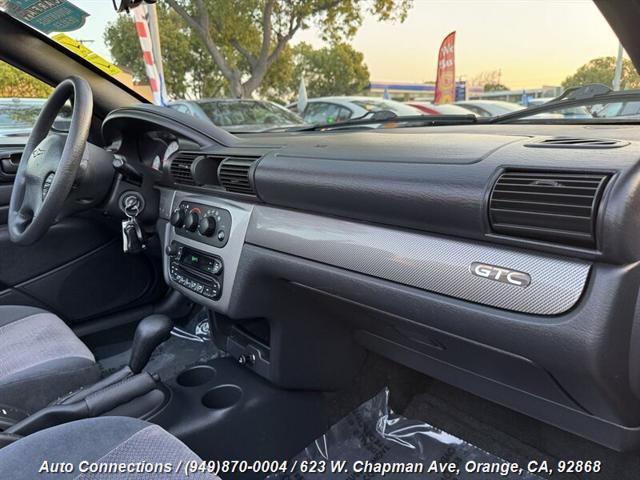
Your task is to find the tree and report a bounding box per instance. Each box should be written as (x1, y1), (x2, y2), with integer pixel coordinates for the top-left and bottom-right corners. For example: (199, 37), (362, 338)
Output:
(562, 56), (640, 90)
(105, 3), (296, 99)
(164, 0), (412, 98)
(471, 70), (508, 92)
(483, 82), (508, 92)
(105, 5), (215, 98)
(289, 42), (369, 99)
(0, 61), (52, 98)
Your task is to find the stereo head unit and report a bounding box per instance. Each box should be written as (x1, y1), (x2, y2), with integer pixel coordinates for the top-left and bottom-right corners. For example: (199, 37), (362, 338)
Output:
(168, 242), (224, 300)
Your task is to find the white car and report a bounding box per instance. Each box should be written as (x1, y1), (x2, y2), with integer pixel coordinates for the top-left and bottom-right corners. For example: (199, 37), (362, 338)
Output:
(453, 100), (524, 117)
(525, 98), (592, 119)
(455, 100), (565, 119)
(288, 96), (422, 125)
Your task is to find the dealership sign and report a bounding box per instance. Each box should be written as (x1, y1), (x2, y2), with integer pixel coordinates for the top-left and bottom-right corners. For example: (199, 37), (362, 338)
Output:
(1, 0), (88, 33)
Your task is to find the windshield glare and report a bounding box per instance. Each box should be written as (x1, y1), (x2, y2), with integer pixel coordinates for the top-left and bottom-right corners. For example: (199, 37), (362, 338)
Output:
(1, 0), (639, 133)
(188, 101), (303, 130)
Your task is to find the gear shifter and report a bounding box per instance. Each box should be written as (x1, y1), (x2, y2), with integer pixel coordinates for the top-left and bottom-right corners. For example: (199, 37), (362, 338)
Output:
(129, 314), (173, 374)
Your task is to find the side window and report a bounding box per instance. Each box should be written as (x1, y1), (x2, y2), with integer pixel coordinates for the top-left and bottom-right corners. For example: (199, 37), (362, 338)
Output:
(460, 105), (489, 117)
(0, 60), (53, 136)
(620, 101), (640, 117)
(170, 104), (190, 115)
(302, 103), (329, 124)
(303, 102), (350, 124)
(0, 61), (76, 134)
(336, 106), (352, 121)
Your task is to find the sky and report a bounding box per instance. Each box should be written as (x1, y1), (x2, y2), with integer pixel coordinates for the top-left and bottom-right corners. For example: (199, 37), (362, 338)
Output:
(66, 0), (623, 90)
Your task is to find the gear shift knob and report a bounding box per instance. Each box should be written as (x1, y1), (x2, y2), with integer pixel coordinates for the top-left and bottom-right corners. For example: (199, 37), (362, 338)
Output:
(129, 314), (173, 374)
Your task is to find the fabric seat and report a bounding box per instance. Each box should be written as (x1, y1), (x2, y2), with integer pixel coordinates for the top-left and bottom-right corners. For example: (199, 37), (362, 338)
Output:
(0, 416), (219, 479)
(0, 305), (100, 413)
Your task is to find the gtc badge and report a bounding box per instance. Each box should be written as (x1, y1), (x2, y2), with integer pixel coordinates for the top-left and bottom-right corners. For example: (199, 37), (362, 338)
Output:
(470, 262), (531, 287)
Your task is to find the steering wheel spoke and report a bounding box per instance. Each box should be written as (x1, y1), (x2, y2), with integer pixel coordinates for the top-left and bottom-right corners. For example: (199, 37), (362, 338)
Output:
(22, 177), (43, 216)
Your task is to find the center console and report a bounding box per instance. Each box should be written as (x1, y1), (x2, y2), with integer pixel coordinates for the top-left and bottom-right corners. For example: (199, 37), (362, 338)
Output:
(158, 189), (254, 314)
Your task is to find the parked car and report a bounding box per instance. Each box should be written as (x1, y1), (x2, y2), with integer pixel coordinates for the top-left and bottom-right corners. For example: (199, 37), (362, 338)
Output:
(592, 101), (640, 118)
(453, 100), (524, 117)
(0, 97), (71, 136)
(289, 96), (422, 125)
(455, 99), (567, 119)
(525, 97), (592, 118)
(406, 101), (476, 115)
(168, 99), (306, 133)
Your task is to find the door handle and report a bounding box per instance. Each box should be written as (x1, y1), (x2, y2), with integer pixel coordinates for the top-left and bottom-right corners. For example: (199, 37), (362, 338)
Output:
(0, 151), (22, 175)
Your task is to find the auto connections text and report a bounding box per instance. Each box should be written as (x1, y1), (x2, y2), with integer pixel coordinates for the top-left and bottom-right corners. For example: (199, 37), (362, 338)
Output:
(37, 458), (603, 477)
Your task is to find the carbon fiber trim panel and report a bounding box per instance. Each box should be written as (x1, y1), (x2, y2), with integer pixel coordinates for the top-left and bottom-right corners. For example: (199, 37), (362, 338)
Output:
(246, 206), (591, 315)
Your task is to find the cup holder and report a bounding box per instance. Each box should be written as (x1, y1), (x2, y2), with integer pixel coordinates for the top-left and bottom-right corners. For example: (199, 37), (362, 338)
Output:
(176, 366), (216, 387)
(202, 385), (242, 410)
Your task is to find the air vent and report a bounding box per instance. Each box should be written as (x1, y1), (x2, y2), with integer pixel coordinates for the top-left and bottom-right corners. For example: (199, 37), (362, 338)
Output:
(525, 137), (628, 149)
(218, 157), (258, 195)
(169, 151), (199, 185)
(489, 171), (610, 248)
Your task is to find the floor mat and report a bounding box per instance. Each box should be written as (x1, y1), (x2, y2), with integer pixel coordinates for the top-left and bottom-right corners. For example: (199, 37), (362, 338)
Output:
(269, 388), (542, 480)
(322, 353), (640, 480)
(403, 382), (640, 480)
(96, 309), (223, 381)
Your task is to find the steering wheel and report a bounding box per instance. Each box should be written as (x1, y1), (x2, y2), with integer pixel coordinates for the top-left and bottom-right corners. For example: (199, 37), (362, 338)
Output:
(8, 76), (93, 245)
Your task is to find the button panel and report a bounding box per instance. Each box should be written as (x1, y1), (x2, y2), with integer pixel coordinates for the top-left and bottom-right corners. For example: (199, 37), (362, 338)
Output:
(172, 201), (232, 248)
(168, 242), (224, 300)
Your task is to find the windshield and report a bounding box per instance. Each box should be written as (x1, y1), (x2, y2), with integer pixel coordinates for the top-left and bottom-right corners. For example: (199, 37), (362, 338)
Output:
(1, 0), (640, 132)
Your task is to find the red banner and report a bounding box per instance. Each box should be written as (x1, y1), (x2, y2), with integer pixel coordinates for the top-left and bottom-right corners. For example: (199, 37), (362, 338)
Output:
(434, 31), (456, 104)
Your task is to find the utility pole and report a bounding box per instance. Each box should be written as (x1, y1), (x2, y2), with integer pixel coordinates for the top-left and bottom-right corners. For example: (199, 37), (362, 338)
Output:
(613, 42), (624, 91)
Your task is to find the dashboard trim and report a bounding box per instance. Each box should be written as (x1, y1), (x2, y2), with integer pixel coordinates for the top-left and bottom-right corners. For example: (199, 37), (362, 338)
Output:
(246, 206), (591, 315)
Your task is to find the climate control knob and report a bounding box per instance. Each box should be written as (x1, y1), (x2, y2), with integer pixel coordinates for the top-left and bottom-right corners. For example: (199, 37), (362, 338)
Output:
(184, 212), (199, 232)
(170, 209), (185, 228)
(198, 216), (216, 236)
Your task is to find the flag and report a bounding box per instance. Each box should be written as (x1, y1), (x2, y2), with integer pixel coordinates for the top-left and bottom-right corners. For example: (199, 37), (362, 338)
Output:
(383, 86), (390, 100)
(434, 31), (456, 104)
(133, 4), (167, 105)
(297, 77), (308, 113)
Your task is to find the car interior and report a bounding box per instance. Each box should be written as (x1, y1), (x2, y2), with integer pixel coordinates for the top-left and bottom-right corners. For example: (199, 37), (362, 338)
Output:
(4, 2), (640, 478)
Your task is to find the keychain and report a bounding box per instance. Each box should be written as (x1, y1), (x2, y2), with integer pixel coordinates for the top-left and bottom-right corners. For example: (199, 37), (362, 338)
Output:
(121, 196), (146, 254)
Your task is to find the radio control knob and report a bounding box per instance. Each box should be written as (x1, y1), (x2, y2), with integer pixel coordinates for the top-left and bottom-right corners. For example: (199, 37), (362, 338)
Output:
(184, 212), (199, 232)
(170, 209), (185, 228)
(198, 216), (216, 236)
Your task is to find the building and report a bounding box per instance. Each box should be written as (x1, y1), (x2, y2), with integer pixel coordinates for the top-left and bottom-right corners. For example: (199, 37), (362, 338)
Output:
(366, 81), (562, 104)
(468, 86), (562, 102)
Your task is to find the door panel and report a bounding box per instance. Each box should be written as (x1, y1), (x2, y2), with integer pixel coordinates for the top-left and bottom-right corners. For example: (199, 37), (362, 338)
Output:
(0, 144), (21, 224)
(18, 238), (160, 323)
(0, 144), (165, 325)
(0, 216), (165, 325)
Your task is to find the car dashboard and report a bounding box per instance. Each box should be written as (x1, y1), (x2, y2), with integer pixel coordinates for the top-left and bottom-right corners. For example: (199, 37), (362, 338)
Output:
(102, 104), (640, 452)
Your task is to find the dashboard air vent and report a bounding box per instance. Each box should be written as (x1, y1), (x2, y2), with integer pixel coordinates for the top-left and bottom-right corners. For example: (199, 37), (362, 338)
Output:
(218, 157), (258, 195)
(489, 171), (610, 248)
(525, 137), (628, 149)
(169, 151), (198, 186)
